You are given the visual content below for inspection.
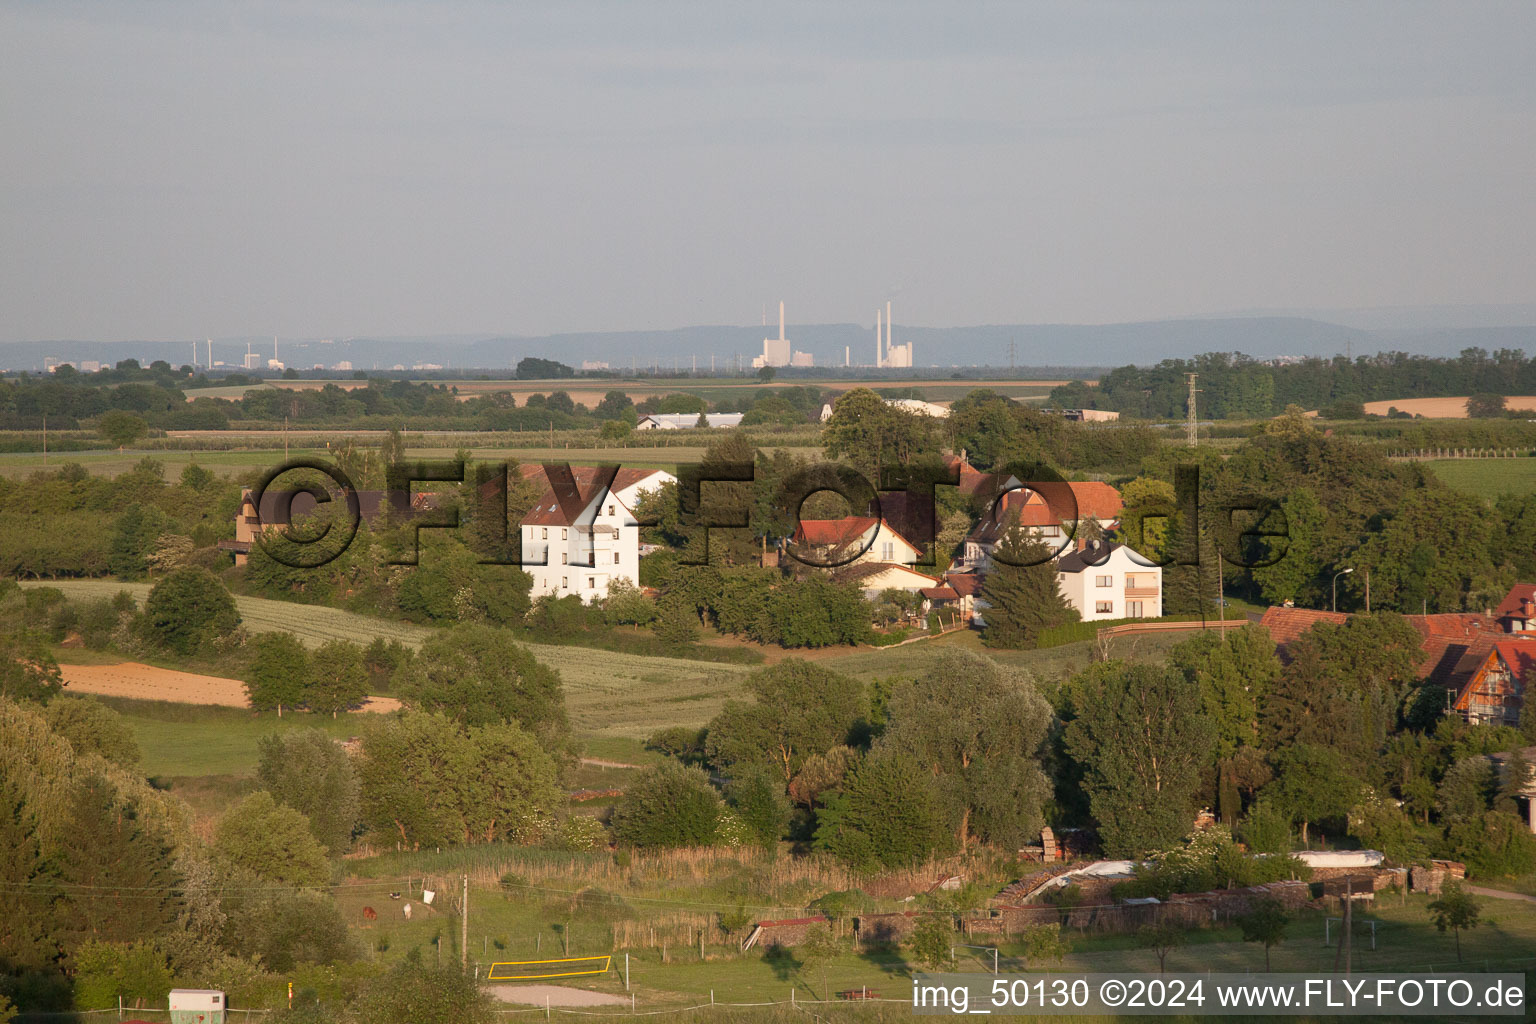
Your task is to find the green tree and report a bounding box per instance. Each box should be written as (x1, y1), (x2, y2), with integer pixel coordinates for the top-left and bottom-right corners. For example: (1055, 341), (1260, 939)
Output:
(0, 775), (57, 978)
(1138, 921), (1186, 973)
(43, 697), (140, 768)
(1168, 625), (1280, 760)
(814, 751), (951, 870)
(822, 388), (937, 479)
(396, 624), (568, 753)
(1238, 897), (1290, 971)
(0, 632), (64, 702)
(256, 730), (361, 856)
(226, 889), (356, 974)
(979, 528), (1077, 649)
(97, 409), (148, 449)
(214, 791), (332, 887)
(878, 650), (1053, 849)
(306, 639), (369, 717)
(1427, 883), (1481, 961)
(1265, 744), (1360, 847)
(354, 948), (496, 1024)
(1251, 488), (1326, 606)
(610, 762), (722, 849)
(356, 713), (559, 848)
(1466, 392), (1506, 419)
(757, 365), (777, 383)
(107, 503), (170, 580)
(704, 660), (866, 783)
(797, 923), (840, 999)
(724, 767), (791, 848)
(71, 939), (172, 1011)
(1062, 662), (1215, 856)
(243, 631), (309, 715)
(54, 778), (180, 949)
(907, 915), (954, 971)
(141, 567), (239, 656)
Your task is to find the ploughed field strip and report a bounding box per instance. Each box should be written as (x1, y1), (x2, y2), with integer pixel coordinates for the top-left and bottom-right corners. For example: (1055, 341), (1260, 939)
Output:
(24, 579), (746, 734)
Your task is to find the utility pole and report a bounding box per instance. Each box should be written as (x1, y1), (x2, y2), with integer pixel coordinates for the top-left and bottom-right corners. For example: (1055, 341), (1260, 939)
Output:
(1185, 373), (1201, 446)
(42, 413), (47, 467)
(461, 874), (469, 968)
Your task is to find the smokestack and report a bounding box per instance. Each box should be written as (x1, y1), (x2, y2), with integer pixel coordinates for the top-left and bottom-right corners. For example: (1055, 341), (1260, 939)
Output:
(886, 300), (893, 361)
(845, 345), (849, 367)
(778, 300), (785, 341)
(207, 338), (212, 368)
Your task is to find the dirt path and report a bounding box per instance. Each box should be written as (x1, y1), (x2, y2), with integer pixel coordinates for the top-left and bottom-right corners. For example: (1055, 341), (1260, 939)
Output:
(59, 661), (401, 712)
(579, 757), (642, 769)
(1464, 885), (1536, 905)
(484, 984), (629, 1007)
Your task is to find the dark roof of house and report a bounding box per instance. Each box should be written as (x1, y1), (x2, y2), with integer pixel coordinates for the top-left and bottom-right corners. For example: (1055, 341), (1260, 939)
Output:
(945, 572), (984, 598)
(1260, 605), (1503, 690)
(792, 516), (879, 548)
(519, 467), (666, 527)
(1056, 542), (1128, 574)
(920, 585), (960, 600)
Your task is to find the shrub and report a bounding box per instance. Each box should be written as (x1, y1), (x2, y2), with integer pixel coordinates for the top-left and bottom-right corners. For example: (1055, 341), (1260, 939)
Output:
(609, 762), (722, 849)
(142, 567), (239, 655)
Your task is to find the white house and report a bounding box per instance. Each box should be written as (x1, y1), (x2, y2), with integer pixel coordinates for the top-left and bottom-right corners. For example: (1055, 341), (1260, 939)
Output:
(635, 413), (745, 430)
(790, 516), (924, 567)
(519, 467), (674, 602)
(1054, 542), (1162, 621)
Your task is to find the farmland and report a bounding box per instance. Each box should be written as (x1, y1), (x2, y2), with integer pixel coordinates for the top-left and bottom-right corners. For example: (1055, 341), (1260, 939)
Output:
(1425, 458), (1536, 497)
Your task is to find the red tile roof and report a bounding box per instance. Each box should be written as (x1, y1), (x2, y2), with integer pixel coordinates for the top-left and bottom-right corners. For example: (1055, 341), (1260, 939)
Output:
(1494, 584), (1536, 623)
(967, 482), (1123, 544)
(792, 516), (880, 549)
(945, 572), (984, 598)
(920, 586), (960, 600)
(1258, 606), (1349, 653)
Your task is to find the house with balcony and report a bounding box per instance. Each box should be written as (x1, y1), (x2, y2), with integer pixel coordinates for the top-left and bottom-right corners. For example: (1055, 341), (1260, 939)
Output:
(1054, 542), (1163, 621)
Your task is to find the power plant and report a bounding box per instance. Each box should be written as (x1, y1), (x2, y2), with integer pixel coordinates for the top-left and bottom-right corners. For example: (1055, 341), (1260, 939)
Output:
(875, 300), (913, 368)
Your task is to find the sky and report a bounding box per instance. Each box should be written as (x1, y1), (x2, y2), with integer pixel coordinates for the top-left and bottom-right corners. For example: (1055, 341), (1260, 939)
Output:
(3, 1), (1534, 343)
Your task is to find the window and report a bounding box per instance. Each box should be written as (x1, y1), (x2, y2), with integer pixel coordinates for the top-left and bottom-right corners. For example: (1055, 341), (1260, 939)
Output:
(588, 577), (596, 589)
(561, 528), (568, 540)
(607, 504), (615, 516)
(541, 527), (547, 540)
(613, 551), (621, 564)
(1042, 525), (1061, 537)
(561, 553), (568, 564)
(1096, 575), (1113, 587)
(561, 577), (568, 589)
(1127, 600), (1144, 618)
(881, 541), (894, 560)
(1095, 601), (1114, 614)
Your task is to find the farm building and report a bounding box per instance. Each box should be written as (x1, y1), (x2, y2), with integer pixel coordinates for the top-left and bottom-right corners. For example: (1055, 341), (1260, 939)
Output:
(634, 412), (745, 430)
(519, 466), (675, 603)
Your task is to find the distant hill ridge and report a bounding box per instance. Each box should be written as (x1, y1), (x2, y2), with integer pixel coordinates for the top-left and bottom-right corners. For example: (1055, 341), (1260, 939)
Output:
(7, 315), (1536, 374)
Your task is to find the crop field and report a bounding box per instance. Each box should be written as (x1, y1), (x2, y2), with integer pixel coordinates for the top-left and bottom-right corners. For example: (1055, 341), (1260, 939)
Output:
(27, 580), (748, 744)
(1426, 458), (1536, 497)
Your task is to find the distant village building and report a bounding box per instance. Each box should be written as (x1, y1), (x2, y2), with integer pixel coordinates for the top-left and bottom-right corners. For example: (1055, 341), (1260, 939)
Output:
(1054, 542), (1163, 621)
(634, 412), (745, 430)
(1058, 408), (1121, 422)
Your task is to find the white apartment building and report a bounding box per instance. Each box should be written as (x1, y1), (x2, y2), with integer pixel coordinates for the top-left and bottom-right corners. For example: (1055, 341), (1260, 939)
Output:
(519, 467), (674, 603)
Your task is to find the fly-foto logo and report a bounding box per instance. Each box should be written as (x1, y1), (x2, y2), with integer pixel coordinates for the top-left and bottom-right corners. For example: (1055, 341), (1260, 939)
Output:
(247, 458), (1291, 572)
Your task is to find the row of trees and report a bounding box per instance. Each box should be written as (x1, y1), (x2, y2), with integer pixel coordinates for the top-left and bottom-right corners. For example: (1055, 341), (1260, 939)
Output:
(1051, 347), (1536, 421)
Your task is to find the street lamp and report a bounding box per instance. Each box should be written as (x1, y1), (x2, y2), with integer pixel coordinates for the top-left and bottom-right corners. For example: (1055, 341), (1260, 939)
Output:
(1332, 568), (1354, 612)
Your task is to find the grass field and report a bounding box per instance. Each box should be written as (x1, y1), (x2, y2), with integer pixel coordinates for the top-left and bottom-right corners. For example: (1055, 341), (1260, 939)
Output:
(1425, 458), (1536, 497)
(94, 696), (359, 776)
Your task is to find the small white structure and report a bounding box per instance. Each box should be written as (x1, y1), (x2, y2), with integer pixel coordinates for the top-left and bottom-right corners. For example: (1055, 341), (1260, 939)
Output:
(884, 398), (949, 418)
(520, 467), (675, 603)
(1054, 542), (1162, 621)
(169, 989), (225, 1024)
(634, 412), (745, 430)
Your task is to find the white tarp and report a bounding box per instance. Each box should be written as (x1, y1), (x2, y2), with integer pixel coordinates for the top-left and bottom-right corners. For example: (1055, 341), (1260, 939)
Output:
(1292, 850), (1384, 868)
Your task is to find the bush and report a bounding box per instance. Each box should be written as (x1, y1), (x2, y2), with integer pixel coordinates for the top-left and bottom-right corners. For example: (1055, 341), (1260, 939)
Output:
(44, 697), (141, 768)
(141, 567), (239, 656)
(550, 816), (608, 852)
(609, 762), (722, 849)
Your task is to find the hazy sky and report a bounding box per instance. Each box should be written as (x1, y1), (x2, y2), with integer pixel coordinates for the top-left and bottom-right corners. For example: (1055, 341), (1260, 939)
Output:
(3, 2), (1534, 342)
